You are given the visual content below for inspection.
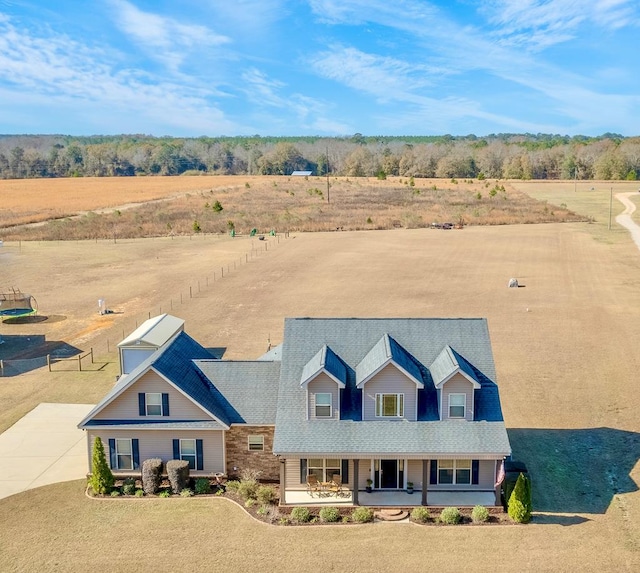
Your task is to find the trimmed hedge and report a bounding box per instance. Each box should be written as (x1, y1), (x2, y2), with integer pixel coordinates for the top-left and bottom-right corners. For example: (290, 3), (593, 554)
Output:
(166, 460), (190, 494)
(141, 458), (163, 495)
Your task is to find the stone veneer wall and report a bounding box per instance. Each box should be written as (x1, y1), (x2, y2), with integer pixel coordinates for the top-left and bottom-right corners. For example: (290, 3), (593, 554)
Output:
(225, 425), (279, 481)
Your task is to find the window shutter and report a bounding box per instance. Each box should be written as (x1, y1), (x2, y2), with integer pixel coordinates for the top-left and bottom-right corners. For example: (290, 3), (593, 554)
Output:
(132, 439), (140, 470)
(429, 460), (438, 484)
(138, 393), (146, 416)
(300, 459), (307, 484)
(108, 438), (117, 469)
(162, 393), (170, 416)
(172, 439), (180, 459)
(472, 460), (479, 485)
(196, 439), (204, 471)
(341, 459), (349, 484)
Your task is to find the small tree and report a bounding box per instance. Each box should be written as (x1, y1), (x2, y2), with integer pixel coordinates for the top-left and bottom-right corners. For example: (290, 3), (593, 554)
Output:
(166, 460), (190, 494)
(142, 458), (163, 495)
(89, 437), (114, 494)
(508, 472), (532, 523)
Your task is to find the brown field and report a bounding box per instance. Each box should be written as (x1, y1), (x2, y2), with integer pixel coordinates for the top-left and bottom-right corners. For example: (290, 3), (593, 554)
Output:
(0, 180), (639, 571)
(0, 175), (585, 240)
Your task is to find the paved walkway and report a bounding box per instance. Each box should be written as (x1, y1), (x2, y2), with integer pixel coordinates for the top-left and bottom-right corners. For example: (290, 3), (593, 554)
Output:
(0, 402), (94, 500)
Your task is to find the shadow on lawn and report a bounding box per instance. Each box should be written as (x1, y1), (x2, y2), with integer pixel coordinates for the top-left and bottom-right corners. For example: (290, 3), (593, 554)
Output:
(0, 334), (83, 376)
(508, 427), (640, 515)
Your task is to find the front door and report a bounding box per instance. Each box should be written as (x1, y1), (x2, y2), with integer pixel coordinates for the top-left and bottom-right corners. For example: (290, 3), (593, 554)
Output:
(380, 459), (398, 489)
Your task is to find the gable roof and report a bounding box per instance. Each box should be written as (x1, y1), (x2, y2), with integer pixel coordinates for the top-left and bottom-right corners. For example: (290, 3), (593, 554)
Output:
(355, 333), (423, 388)
(273, 318), (509, 456)
(118, 313), (184, 348)
(79, 331), (231, 429)
(300, 345), (347, 388)
(430, 345), (482, 389)
(193, 360), (280, 425)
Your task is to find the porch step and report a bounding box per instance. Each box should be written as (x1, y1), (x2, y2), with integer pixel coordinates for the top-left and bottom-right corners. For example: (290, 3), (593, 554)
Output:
(375, 508), (409, 522)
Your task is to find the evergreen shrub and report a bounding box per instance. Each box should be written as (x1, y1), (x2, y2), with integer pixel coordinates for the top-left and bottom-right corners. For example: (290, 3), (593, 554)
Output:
(439, 507), (461, 524)
(141, 458), (163, 495)
(290, 507), (311, 523)
(351, 507), (374, 523)
(319, 507), (340, 523)
(88, 437), (114, 495)
(411, 507), (430, 523)
(166, 460), (190, 494)
(471, 505), (490, 523)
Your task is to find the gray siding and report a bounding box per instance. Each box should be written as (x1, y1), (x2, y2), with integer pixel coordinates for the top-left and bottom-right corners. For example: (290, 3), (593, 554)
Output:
(441, 373), (475, 421)
(407, 459), (423, 489)
(362, 364), (418, 421)
(307, 373), (340, 420)
(87, 429), (224, 475)
(95, 370), (213, 421)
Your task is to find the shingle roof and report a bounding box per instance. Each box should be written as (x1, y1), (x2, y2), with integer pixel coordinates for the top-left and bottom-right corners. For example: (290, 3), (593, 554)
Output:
(193, 360), (280, 425)
(430, 345), (481, 388)
(300, 345), (347, 388)
(273, 318), (509, 456)
(355, 334), (423, 388)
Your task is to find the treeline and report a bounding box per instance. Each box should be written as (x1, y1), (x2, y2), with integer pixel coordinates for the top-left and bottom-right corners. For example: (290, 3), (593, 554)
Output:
(0, 132), (638, 180)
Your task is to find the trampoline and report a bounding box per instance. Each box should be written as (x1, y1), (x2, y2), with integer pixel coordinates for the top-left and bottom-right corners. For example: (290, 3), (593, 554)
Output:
(0, 289), (38, 321)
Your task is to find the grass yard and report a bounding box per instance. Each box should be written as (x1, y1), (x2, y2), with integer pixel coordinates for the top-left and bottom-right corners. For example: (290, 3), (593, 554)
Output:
(0, 178), (639, 571)
(0, 480), (635, 573)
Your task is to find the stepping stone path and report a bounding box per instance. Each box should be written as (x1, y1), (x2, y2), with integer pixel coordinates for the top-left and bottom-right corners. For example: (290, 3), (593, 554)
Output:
(375, 508), (409, 522)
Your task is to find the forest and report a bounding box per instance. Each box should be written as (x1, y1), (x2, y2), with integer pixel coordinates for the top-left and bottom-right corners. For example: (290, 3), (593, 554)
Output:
(0, 132), (638, 181)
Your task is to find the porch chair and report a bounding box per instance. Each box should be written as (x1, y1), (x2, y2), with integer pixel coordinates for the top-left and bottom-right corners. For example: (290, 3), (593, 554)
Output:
(329, 474), (343, 497)
(306, 474), (321, 497)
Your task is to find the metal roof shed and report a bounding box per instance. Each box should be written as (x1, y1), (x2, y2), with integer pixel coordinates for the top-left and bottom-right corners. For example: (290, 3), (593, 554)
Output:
(117, 314), (184, 374)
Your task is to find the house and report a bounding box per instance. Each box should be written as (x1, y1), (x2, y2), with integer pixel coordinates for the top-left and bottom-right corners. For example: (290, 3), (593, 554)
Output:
(79, 316), (511, 506)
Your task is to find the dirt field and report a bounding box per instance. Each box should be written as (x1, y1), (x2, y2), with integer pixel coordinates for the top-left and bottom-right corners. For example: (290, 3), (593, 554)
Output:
(0, 182), (639, 571)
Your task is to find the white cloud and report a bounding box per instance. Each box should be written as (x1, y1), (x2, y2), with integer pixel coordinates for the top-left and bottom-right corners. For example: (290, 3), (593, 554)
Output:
(108, 0), (230, 70)
(0, 16), (238, 134)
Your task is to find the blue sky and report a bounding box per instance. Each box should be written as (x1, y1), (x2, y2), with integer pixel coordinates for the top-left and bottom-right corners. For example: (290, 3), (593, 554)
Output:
(0, 0), (638, 137)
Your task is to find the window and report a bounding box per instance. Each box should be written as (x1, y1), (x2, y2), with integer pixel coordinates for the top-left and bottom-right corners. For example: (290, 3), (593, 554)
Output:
(116, 439), (133, 470)
(146, 393), (163, 416)
(180, 439), (197, 470)
(438, 460), (471, 485)
(315, 393), (332, 417)
(448, 393), (466, 418)
(308, 458), (341, 483)
(375, 393), (404, 417)
(248, 435), (264, 451)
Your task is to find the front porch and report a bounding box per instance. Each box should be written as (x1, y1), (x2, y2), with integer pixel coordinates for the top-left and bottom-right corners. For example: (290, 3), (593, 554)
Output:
(282, 488), (498, 507)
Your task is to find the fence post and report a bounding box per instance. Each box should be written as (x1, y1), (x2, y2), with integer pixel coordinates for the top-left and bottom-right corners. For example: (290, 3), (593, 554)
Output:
(0, 359), (3, 376)
(47, 354), (51, 372)
(78, 353), (82, 372)
(90, 347), (94, 364)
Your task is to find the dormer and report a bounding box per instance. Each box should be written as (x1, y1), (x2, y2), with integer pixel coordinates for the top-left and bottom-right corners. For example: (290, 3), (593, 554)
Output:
(300, 345), (346, 420)
(356, 334), (423, 421)
(430, 345), (481, 421)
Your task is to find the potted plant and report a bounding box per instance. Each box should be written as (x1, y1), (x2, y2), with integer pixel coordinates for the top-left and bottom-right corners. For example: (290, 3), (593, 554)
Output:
(366, 479), (373, 493)
(407, 482), (414, 494)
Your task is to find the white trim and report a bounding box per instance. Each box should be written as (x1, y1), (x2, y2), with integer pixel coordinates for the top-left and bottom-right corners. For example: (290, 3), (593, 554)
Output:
(357, 359), (424, 389)
(375, 393), (404, 417)
(115, 438), (133, 471)
(145, 392), (163, 416)
(314, 392), (332, 418)
(448, 393), (466, 419)
(248, 435), (265, 451)
(78, 365), (230, 430)
(435, 368), (481, 390)
(437, 459), (472, 485)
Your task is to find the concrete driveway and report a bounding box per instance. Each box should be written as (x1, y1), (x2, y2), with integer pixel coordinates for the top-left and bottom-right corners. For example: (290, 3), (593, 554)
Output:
(0, 402), (95, 500)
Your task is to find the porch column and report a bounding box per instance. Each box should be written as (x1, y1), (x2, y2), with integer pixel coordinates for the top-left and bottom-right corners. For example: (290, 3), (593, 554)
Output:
(352, 459), (359, 505)
(279, 458), (286, 506)
(494, 459), (501, 506)
(421, 460), (428, 506)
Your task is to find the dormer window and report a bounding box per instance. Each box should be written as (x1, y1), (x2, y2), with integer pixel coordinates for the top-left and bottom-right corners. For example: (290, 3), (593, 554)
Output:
(315, 393), (332, 417)
(448, 393), (466, 418)
(376, 393), (404, 417)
